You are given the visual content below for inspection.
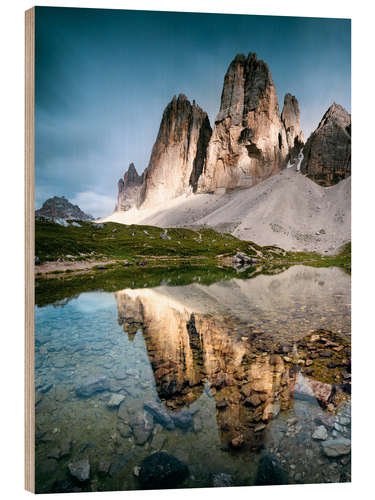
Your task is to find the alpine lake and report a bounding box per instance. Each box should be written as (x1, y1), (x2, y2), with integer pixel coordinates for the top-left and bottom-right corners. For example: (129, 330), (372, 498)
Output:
(34, 264), (351, 493)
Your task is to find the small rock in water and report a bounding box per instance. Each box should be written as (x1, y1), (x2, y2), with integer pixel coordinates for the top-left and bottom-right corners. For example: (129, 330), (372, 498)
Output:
(321, 438), (351, 457)
(129, 411), (154, 445)
(75, 376), (109, 397)
(312, 425), (328, 440)
(144, 401), (175, 430)
(68, 459), (90, 482)
(139, 451), (188, 489)
(107, 393), (125, 408)
(212, 473), (233, 487)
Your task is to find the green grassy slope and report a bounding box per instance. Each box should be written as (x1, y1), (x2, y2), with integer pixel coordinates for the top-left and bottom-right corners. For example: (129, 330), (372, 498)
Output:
(35, 218), (280, 264)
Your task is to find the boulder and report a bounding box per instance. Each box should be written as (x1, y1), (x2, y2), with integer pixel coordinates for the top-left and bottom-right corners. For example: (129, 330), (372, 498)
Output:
(138, 451), (189, 489)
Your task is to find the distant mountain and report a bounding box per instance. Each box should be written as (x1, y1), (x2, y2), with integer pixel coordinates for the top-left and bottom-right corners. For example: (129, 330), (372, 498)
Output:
(35, 196), (94, 221)
(115, 163), (144, 211)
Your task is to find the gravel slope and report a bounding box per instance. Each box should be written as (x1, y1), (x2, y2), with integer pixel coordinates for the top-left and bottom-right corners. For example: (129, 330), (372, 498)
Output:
(100, 169), (350, 254)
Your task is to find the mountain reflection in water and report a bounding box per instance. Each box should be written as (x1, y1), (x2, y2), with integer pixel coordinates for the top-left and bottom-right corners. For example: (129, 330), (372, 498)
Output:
(35, 265), (351, 493)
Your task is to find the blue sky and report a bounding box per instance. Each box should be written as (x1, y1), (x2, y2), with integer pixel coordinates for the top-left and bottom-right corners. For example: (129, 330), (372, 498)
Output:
(35, 7), (351, 217)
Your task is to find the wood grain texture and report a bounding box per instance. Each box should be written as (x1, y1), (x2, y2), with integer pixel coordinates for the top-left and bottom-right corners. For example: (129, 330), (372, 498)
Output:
(25, 6), (35, 494)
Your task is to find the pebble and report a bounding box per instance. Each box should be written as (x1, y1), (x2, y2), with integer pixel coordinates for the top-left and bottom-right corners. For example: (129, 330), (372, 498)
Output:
(107, 393), (126, 408)
(312, 425), (328, 440)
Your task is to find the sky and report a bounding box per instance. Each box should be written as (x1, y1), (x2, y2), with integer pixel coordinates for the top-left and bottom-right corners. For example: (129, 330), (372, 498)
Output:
(35, 7), (351, 217)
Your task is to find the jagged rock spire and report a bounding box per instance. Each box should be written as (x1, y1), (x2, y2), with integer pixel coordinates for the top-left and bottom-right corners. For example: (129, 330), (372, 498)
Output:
(138, 95), (212, 208)
(197, 52), (290, 193)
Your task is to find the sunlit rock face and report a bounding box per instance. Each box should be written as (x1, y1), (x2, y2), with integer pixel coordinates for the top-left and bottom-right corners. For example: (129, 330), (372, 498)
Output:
(115, 163), (144, 211)
(301, 103), (351, 186)
(116, 289), (205, 403)
(197, 53), (298, 193)
(139, 94), (212, 208)
(114, 267), (350, 451)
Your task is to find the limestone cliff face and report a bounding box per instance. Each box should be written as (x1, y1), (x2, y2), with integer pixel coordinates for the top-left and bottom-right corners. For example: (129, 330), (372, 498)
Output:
(115, 163), (144, 211)
(301, 103), (351, 186)
(197, 53), (294, 193)
(281, 93), (304, 161)
(139, 94), (212, 208)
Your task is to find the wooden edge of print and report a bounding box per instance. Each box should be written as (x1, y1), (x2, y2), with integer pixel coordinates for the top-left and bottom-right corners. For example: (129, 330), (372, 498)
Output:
(25, 7), (35, 494)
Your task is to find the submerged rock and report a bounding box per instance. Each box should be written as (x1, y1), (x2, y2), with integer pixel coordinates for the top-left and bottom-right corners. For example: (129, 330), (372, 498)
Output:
(129, 411), (154, 445)
(107, 393), (126, 408)
(138, 451), (189, 489)
(75, 376), (109, 397)
(144, 401), (175, 430)
(321, 438), (351, 457)
(68, 459), (90, 482)
(255, 454), (288, 486)
(312, 425), (328, 440)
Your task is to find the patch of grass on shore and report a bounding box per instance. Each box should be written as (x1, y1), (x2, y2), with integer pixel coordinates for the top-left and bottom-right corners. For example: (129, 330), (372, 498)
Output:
(284, 242), (351, 273)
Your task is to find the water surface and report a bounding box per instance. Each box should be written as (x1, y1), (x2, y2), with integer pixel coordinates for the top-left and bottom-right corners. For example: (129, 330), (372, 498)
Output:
(35, 265), (351, 492)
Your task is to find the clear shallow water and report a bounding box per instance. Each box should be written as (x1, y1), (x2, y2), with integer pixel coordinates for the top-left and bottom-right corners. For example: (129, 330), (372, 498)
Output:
(35, 265), (351, 493)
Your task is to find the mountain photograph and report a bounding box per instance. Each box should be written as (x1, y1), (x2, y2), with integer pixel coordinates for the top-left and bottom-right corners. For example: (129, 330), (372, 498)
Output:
(32, 7), (351, 494)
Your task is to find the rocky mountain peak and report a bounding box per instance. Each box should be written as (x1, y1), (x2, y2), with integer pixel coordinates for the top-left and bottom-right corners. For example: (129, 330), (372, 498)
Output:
(301, 103), (351, 186)
(138, 95), (212, 208)
(123, 163), (142, 187)
(316, 103), (351, 133)
(243, 52), (273, 114)
(35, 196), (93, 221)
(116, 163), (144, 211)
(198, 51), (290, 192)
(281, 93), (304, 158)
